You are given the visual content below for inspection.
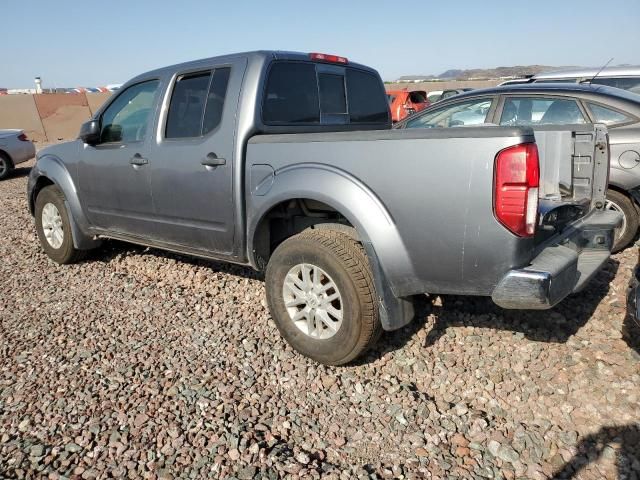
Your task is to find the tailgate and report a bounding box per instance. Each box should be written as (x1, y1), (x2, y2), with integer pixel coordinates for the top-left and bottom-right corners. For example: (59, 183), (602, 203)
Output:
(532, 124), (609, 236)
(493, 123), (621, 309)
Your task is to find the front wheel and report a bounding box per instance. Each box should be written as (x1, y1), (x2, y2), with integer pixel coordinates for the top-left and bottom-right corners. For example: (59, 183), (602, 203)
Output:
(35, 185), (85, 264)
(605, 190), (639, 253)
(265, 229), (381, 365)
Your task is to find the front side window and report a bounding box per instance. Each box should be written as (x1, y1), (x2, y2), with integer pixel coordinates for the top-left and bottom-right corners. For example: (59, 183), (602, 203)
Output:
(405, 98), (493, 128)
(166, 67), (231, 138)
(587, 102), (634, 125)
(100, 80), (159, 143)
(500, 97), (586, 125)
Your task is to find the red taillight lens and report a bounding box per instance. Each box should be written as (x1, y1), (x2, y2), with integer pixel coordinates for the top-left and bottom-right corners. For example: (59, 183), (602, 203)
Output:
(494, 143), (539, 237)
(309, 52), (348, 64)
(17, 133), (29, 141)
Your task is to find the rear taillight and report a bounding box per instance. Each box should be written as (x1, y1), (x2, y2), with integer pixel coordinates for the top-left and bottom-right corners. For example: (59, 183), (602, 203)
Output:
(494, 143), (539, 237)
(309, 52), (348, 64)
(17, 133), (29, 141)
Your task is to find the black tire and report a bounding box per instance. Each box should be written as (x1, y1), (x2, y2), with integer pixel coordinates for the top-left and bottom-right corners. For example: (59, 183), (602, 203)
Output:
(0, 152), (13, 181)
(265, 229), (381, 365)
(34, 185), (86, 264)
(606, 190), (639, 253)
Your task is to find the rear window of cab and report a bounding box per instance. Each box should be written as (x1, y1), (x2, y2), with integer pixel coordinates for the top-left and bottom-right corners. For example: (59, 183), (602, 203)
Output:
(262, 61), (390, 125)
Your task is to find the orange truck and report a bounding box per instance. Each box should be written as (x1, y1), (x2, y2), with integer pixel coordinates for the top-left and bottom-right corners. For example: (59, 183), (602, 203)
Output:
(386, 89), (430, 122)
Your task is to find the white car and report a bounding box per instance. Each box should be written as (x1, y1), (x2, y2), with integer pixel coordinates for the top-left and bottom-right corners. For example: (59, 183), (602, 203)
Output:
(0, 130), (36, 180)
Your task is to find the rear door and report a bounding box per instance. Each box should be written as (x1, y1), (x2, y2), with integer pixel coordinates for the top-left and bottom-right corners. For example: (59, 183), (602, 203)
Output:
(146, 57), (246, 254)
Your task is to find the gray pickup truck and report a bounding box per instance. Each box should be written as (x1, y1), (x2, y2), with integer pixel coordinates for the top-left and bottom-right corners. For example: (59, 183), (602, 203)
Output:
(28, 51), (620, 365)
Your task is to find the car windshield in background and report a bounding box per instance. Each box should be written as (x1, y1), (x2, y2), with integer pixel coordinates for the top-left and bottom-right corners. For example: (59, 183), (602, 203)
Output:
(262, 62), (388, 125)
(500, 97), (586, 126)
(387, 94), (396, 104)
(405, 98), (493, 128)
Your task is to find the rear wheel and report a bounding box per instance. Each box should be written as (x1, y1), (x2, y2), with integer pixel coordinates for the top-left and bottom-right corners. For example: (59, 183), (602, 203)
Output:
(265, 229), (381, 365)
(0, 152), (13, 180)
(605, 190), (639, 253)
(35, 185), (85, 264)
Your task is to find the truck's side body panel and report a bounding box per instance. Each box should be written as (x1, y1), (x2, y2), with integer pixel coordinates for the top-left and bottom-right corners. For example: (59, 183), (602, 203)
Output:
(246, 128), (539, 297)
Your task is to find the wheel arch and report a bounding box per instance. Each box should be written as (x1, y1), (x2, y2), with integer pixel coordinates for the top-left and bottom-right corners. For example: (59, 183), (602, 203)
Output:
(247, 164), (417, 330)
(29, 154), (99, 250)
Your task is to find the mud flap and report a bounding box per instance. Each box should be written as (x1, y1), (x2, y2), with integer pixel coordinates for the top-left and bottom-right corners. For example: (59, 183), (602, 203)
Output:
(362, 241), (415, 331)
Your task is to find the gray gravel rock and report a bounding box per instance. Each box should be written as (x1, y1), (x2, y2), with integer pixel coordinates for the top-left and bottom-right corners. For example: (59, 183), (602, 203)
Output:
(0, 156), (639, 478)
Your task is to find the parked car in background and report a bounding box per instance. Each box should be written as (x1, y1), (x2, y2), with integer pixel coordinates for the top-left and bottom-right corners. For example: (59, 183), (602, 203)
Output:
(498, 78), (534, 86)
(498, 67), (640, 93)
(426, 90), (444, 103)
(386, 89), (430, 122)
(0, 130), (36, 180)
(426, 88), (474, 103)
(440, 88), (474, 100)
(532, 66), (640, 93)
(27, 51), (619, 365)
(396, 83), (640, 251)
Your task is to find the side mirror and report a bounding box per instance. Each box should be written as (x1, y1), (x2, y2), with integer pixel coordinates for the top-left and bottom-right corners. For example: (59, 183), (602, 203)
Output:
(79, 120), (100, 145)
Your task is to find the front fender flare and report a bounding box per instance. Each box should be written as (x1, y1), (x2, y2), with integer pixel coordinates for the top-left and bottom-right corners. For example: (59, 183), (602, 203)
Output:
(28, 155), (98, 250)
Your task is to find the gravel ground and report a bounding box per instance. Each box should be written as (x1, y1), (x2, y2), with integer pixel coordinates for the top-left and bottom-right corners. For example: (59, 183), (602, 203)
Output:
(1, 157), (639, 479)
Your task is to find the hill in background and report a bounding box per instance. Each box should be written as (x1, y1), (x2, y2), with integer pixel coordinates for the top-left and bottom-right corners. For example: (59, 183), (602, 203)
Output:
(396, 65), (578, 82)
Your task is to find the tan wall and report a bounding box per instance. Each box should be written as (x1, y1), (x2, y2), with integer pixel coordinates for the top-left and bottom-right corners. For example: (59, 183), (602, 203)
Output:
(0, 95), (47, 142)
(87, 92), (112, 115)
(34, 94), (93, 142)
(386, 79), (501, 93)
(0, 92), (113, 143)
(0, 82), (500, 143)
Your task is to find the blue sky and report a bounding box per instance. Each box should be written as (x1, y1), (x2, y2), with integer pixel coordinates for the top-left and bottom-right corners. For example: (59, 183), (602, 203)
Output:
(2, 0), (639, 88)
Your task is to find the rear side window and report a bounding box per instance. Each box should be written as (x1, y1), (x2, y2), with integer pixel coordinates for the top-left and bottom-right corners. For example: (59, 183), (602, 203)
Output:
(346, 69), (389, 123)
(166, 68), (231, 138)
(263, 63), (320, 123)
(500, 97), (586, 125)
(262, 61), (389, 125)
(587, 103), (633, 125)
(203, 68), (231, 134)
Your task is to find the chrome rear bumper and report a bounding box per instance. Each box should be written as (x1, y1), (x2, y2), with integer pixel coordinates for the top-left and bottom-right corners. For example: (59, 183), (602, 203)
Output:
(492, 209), (622, 309)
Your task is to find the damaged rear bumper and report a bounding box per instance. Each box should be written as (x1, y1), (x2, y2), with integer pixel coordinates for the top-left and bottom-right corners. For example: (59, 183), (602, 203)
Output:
(492, 209), (622, 309)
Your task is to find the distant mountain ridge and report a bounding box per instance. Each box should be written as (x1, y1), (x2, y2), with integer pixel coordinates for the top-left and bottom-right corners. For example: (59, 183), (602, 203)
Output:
(397, 65), (579, 82)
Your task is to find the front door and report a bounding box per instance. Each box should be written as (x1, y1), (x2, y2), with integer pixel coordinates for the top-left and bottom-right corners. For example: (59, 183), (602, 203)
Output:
(146, 58), (246, 254)
(77, 79), (161, 237)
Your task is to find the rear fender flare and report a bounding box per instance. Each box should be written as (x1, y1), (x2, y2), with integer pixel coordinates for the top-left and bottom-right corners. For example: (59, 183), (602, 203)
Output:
(248, 163), (417, 330)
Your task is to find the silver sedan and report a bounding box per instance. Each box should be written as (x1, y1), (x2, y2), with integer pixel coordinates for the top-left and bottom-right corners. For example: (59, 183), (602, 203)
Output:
(0, 129), (36, 180)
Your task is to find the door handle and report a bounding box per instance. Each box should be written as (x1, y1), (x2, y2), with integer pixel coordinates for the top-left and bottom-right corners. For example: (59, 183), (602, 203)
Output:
(201, 153), (226, 167)
(130, 154), (148, 166)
